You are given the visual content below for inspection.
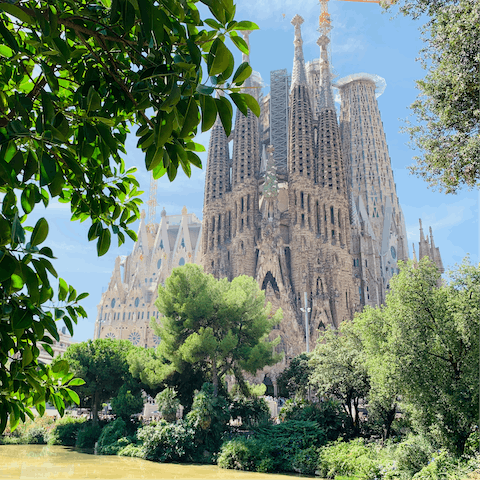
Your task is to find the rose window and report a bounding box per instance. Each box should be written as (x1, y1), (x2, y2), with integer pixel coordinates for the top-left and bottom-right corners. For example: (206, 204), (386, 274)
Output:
(153, 335), (161, 346)
(128, 331), (141, 345)
(105, 332), (116, 339)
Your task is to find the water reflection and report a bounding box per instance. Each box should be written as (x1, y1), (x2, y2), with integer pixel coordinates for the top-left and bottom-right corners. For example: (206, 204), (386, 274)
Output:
(0, 445), (308, 479)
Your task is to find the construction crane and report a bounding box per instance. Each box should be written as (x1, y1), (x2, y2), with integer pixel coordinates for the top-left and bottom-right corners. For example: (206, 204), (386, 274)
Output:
(146, 171), (158, 234)
(318, 0), (396, 37)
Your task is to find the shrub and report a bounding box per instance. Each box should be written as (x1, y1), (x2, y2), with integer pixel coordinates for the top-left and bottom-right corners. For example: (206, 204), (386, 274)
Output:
(395, 434), (436, 478)
(218, 438), (259, 471)
(76, 423), (102, 449)
(155, 388), (180, 423)
(186, 383), (230, 453)
(97, 418), (128, 455)
(229, 396), (271, 428)
(137, 420), (196, 462)
(111, 385), (144, 421)
(280, 398), (346, 441)
(316, 438), (381, 480)
(48, 416), (87, 446)
(118, 443), (145, 458)
(292, 446), (320, 476)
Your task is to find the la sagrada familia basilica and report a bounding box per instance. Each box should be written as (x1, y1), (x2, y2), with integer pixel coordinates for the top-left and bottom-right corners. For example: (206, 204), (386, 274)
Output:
(95, 9), (444, 378)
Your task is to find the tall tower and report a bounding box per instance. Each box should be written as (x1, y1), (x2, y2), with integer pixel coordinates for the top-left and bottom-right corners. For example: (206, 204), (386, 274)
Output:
(338, 73), (408, 304)
(202, 93), (231, 278)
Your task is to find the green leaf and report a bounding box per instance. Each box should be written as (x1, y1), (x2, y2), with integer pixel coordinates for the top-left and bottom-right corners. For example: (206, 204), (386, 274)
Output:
(31, 218), (49, 246)
(21, 184), (37, 214)
(86, 87), (102, 112)
(242, 93), (260, 117)
(11, 214), (25, 245)
(233, 21), (259, 30)
(0, 216), (11, 246)
(58, 278), (68, 302)
(76, 292), (89, 301)
(68, 378), (86, 387)
(207, 38), (233, 76)
(40, 153), (57, 186)
(179, 97), (200, 137)
(36, 402), (46, 416)
(200, 95), (217, 132)
(229, 92), (248, 116)
(65, 388), (80, 405)
(232, 62), (252, 84)
(230, 35), (249, 55)
(22, 346), (33, 367)
(0, 18), (19, 52)
(0, 4), (35, 24)
(52, 360), (69, 374)
(0, 252), (16, 282)
(215, 96), (233, 136)
(97, 228), (111, 256)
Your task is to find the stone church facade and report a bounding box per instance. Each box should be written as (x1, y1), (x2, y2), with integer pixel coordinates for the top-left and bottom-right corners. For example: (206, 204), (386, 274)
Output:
(94, 207), (202, 347)
(201, 17), (429, 375)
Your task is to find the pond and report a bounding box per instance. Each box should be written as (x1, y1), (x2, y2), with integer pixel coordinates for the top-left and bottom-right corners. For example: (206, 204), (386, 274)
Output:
(0, 445), (309, 479)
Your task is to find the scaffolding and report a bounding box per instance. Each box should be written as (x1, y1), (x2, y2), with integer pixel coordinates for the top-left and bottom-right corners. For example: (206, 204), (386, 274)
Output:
(269, 69), (290, 175)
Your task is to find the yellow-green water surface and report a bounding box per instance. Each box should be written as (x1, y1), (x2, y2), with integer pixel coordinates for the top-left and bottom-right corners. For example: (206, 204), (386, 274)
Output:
(0, 445), (306, 480)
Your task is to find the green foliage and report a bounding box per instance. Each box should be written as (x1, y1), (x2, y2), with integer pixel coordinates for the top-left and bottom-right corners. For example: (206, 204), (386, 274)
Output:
(136, 420), (196, 462)
(388, 0), (480, 193)
(75, 422), (102, 449)
(47, 415), (86, 446)
(279, 398), (346, 442)
(354, 258), (480, 455)
(57, 339), (137, 421)
(186, 382), (230, 453)
(128, 347), (206, 411)
(217, 437), (262, 471)
(153, 265), (282, 395)
(292, 446), (320, 476)
(316, 438), (382, 480)
(1, 414), (54, 444)
(110, 384), (143, 421)
(394, 434), (436, 479)
(0, 0), (258, 434)
(277, 353), (312, 398)
(97, 418), (129, 455)
(229, 396), (271, 428)
(310, 321), (370, 436)
(155, 388), (180, 423)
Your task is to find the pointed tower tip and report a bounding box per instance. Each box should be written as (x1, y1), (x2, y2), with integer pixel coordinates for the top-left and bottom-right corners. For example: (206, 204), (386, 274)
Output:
(291, 14), (304, 27)
(291, 15), (308, 89)
(182, 206), (188, 216)
(161, 207), (166, 217)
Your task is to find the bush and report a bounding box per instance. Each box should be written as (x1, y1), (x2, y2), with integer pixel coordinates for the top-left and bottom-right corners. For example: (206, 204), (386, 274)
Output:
(155, 388), (180, 423)
(217, 438), (259, 471)
(292, 446), (320, 476)
(48, 416), (86, 446)
(97, 418), (128, 455)
(316, 438), (382, 480)
(118, 443), (145, 458)
(229, 396), (271, 428)
(186, 383), (230, 453)
(280, 398), (346, 441)
(111, 385), (144, 421)
(76, 423), (102, 449)
(395, 434), (436, 478)
(137, 420), (196, 462)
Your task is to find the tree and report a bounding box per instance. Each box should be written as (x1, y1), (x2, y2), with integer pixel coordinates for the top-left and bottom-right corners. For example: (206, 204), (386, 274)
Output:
(355, 258), (480, 455)
(57, 339), (138, 422)
(277, 353), (312, 399)
(0, 0), (258, 431)
(309, 322), (370, 436)
(351, 308), (399, 441)
(152, 264), (282, 396)
(387, 0), (480, 192)
(155, 387), (180, 423)
(110, 383), (144, 421)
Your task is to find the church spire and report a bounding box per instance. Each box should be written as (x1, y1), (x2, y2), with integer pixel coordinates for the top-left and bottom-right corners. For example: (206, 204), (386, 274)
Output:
(317, 34), (335, 112)
(288, 15), (315, 181)
(291, 15), (307, 89)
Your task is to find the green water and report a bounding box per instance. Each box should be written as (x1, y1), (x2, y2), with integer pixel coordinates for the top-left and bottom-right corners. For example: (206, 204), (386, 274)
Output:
(0, 445), (306, 479)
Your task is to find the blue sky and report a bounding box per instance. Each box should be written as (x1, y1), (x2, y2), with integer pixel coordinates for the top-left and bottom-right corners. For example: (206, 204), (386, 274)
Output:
(40, 0), (478, 343)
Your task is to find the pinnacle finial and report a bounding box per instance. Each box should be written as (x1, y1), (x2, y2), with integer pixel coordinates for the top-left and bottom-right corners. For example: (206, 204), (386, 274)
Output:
(291, 14), (304, 27)
(241, 30), (251, 63)
(291, 15), (307, 89)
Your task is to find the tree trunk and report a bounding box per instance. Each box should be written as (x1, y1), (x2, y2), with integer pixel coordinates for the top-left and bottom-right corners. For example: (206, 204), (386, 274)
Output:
(92, 390), (99, 425)
(212, 354), (218, 397)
